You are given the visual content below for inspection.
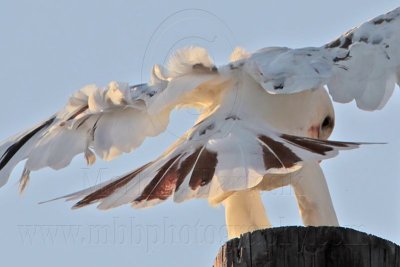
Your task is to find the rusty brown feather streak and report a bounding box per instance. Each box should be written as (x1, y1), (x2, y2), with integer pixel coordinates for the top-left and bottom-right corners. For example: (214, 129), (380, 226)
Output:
(73, 162), (153, 208)
(133, 145), (218, 203)
(257, 135), (300, 170)
(73, 141), (221, 207)
(188, 148), (218, 190)
(71, 124), (364, 208)
(280, 134), (334, 156)
(134, 155), (182, 202)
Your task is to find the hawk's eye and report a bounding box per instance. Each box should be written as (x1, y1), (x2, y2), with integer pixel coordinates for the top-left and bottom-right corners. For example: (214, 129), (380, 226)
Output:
(321, 116), (333, 128)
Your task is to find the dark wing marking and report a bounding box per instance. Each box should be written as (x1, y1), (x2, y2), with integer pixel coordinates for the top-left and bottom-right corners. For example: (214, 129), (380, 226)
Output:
(0, 116), (55, 171)
(280, 134), (334, 155)
(258, 135), (301, 169)
(73, 162), (153, 208)
(189, 148), (218, 190)
(66, 127), (362, 209)
(135, 155), (181, 202)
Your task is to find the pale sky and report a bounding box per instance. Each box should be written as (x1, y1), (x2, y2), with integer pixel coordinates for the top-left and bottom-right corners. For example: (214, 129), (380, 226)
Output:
(0, 1), (399, 266)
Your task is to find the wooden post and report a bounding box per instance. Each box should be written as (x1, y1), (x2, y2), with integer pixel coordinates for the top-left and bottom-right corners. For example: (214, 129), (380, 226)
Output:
(213, 226), (400, 267)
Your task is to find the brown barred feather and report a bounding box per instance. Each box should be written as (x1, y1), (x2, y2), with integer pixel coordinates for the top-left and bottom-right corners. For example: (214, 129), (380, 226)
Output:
(189, 148), (218, 190)
(135, 155), (181, 202)
(73, 162), (152, 208)
(280, 134), (334, 155)
(258, 135), (301, 169)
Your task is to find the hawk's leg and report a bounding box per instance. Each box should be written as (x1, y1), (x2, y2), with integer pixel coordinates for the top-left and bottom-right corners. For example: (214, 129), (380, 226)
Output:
(222, 190), (271, 239)
(290, 161), (339, 226)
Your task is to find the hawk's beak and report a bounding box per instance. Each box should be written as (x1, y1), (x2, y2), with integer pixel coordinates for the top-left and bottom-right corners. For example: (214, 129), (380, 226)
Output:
(308, 125), (322, 163)
(307, 125), (320, 139)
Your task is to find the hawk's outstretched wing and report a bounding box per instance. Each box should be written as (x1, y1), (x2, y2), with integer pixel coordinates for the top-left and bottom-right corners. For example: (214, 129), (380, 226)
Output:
(0, 47), (221, 191)
(243, 7), (400, 111)
(54, 106), (360, 210)
(0, 46), (362, 208)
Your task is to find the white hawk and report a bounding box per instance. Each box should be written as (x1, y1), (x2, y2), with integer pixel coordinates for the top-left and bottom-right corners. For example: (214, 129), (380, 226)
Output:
(0, 7), (399, 239)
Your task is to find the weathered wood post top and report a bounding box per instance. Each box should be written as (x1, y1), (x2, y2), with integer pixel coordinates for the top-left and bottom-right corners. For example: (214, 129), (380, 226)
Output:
(214, 226), (400, 267)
